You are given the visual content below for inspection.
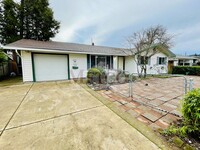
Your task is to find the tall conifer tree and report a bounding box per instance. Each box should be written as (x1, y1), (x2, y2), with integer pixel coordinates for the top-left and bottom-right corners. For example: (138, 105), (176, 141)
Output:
(0, 0), (60, 44)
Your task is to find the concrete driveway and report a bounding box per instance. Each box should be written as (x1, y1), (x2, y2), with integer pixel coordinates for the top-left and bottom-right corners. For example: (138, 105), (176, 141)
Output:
(0, 81), (160, 150)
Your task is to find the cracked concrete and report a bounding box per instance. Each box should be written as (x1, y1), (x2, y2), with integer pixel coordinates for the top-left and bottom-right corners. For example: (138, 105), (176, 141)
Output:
(0, 81), (160, 149)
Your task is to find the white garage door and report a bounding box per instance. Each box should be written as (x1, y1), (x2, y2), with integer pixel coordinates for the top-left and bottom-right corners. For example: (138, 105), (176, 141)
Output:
(34, 54), (68, 81)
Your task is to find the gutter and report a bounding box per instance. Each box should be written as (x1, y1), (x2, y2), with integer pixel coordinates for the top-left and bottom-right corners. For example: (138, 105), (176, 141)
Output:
(2, 46), (127, 56)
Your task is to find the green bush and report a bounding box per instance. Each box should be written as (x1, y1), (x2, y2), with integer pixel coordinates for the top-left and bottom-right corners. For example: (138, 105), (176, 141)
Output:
(181, 88), (200, 138)
(87, 68), (103, 84)
(172, 66), (200, 75)
(0, 52), (7, 63)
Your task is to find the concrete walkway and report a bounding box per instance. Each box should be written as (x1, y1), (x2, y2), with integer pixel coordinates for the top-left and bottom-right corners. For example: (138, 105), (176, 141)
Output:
(0, 81), (160, 149)
(100, 76), (200, 129)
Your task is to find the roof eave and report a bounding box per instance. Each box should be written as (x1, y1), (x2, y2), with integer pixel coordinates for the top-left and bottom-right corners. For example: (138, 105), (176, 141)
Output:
(3, 46), (127, 56)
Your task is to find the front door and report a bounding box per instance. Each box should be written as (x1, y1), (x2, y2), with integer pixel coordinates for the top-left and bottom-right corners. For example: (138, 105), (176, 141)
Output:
(97, 56), (106, 68)
(168, 61), (174, 74)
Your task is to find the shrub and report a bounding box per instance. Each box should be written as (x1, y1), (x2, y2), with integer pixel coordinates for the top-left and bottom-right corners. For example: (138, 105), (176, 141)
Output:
(96, 67), (105, 74)
(87, 68), (103, 84)
(172, 66), (200, 75)
(97, 67), (107, 84)
(181, 88), (200, 138)
(0, 52), (7, 63)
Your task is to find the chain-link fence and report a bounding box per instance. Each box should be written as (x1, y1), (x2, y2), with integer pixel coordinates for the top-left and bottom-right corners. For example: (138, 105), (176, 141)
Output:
(87, 68), (195, 99)
(107, 72), (194, 98)
(109, 72), (196, 116)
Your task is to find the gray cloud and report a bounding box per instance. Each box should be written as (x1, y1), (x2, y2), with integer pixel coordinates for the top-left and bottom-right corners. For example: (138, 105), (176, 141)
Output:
(48, 0), (200, 54)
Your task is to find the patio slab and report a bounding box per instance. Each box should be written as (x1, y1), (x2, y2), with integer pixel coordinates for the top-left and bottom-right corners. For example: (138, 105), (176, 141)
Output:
(142, 113), (159, 122)
(100, 76), (200, 130)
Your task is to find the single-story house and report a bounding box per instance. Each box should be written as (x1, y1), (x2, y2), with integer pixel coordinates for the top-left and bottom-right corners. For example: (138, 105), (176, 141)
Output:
(3, 39), (175, 82)
(169, 55), (198, 66)
(190, 55), (200, 64)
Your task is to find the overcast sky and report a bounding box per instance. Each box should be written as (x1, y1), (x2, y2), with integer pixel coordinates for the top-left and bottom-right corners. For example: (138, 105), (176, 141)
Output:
(49, 0), (200, 55)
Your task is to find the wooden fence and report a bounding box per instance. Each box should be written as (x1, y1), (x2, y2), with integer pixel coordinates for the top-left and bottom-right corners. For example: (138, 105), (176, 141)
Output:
(0, 62), (9, 78)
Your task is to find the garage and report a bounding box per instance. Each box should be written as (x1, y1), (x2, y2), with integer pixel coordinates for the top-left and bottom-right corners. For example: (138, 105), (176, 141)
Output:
(33, 54), (69, 81)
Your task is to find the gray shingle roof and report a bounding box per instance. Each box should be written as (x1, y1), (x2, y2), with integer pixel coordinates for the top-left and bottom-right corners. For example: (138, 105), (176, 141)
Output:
(175, 55), (198, 60)
(4, 39), (127, 56)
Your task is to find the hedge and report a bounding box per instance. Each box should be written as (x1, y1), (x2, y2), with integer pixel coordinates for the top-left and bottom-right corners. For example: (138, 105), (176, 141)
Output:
(181, 88), (200, 137)
(172, 66), (200, 75)
(87, 67), (106, 84)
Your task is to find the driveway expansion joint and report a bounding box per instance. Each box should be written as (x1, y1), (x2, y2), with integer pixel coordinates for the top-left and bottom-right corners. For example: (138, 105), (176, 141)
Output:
(0, 83), (34, 137)
(5, 104), (104, 131)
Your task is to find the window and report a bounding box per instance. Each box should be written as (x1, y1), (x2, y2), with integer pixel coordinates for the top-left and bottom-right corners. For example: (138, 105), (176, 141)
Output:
(157, 57), (166, 65)
(91, 55), (96, 68)
(90, 55), (113, 69)
(139, 56), (149, 65)
(178, 59), (191, 66)
(178, 60), (183, 66)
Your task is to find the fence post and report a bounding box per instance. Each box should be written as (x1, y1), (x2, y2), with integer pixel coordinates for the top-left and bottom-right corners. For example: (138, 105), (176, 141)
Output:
(129, 77), (131, 97)
(184, 78), (187, 94)
(106, 65), (109, 90)
(189, 78), (193, 91)
(129, 74), (133, 97)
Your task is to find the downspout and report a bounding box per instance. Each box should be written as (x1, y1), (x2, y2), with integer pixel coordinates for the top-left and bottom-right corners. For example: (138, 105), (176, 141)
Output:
(15, 49), (21, 58)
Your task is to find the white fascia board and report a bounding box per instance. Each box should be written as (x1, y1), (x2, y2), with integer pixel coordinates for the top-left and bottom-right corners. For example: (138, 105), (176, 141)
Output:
(3, 46), (127, 56)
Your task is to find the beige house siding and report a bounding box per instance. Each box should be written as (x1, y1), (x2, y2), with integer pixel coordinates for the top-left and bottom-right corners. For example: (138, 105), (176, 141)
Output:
(21, 51), (33, 82)
(69, 54), (87, 79)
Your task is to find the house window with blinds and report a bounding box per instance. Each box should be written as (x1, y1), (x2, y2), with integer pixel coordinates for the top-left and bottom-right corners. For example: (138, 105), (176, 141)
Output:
(157, 57), (167, 65)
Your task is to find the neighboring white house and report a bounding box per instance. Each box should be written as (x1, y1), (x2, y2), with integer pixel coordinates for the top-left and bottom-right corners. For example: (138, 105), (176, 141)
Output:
(125, 52), (172, 75)
(169, 55), (198, 66)
(3, 39), (175, 82)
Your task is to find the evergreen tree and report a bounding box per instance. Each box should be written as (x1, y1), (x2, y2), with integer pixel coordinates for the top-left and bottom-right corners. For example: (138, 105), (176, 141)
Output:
(0, 0), (60, 44)
(20, 0), (60, 41)
(19, 0), (24, 38)
(0, 1), (3, 42)
(0, 0), (20, 44)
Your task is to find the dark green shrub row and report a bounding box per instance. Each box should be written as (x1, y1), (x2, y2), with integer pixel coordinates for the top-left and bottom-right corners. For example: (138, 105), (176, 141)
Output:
(172, 66), (200, 75)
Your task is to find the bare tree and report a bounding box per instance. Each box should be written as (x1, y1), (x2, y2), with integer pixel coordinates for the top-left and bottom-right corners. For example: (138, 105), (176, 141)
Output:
(124, 25), (173, 77)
